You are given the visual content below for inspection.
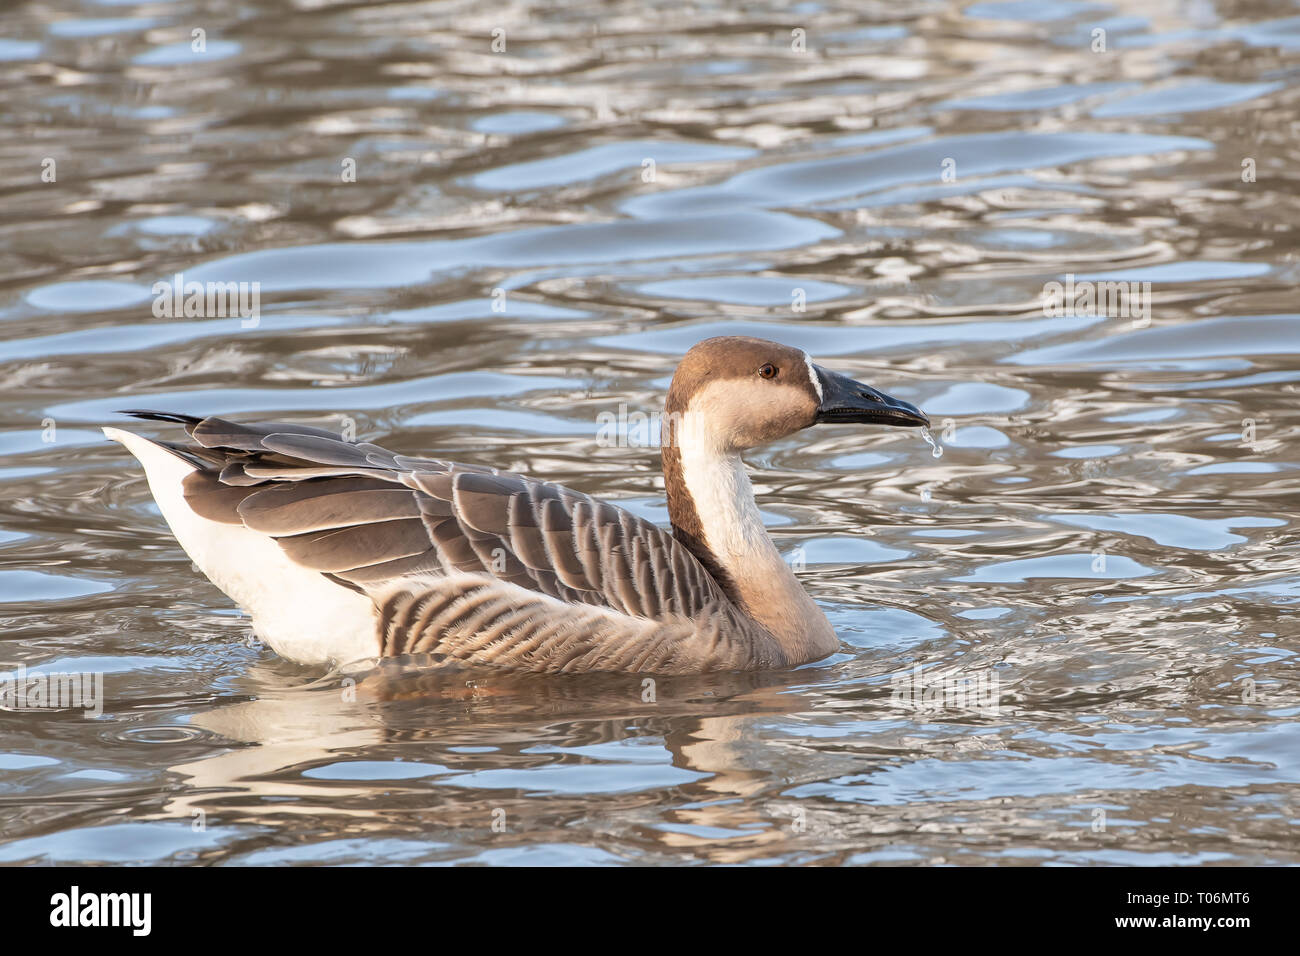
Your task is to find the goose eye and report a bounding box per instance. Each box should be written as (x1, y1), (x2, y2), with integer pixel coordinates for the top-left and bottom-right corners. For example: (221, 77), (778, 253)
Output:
(758, 363), (777, 379)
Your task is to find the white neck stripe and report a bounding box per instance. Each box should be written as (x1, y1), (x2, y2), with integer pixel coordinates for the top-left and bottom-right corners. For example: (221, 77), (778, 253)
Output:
(804, 353), (824, 404)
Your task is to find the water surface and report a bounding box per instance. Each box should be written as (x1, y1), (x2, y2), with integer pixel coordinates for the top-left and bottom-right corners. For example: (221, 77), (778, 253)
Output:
(1, 0), (1298, 865)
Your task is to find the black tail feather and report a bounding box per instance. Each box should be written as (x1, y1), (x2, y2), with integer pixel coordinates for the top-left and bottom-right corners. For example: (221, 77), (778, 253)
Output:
(115, 409), (205, 426)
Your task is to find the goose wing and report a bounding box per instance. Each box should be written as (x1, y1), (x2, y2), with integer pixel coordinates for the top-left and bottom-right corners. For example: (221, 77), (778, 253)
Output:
(124, 411), (738, 668)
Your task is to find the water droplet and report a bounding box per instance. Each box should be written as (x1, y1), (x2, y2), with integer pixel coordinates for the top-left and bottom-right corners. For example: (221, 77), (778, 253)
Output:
(110, 726), (207, 745)
(919, 426), (943, 458)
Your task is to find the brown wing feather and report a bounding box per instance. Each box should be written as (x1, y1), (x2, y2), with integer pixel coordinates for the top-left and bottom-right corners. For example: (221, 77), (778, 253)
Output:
(137, 413), (733, 646)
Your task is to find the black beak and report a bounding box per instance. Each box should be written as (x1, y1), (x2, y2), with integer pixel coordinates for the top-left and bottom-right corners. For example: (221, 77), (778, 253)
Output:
(813, 366), (929, 428)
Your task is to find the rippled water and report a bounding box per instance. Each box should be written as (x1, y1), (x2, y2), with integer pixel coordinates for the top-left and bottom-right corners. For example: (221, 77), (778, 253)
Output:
(2, 0), (1298, 865)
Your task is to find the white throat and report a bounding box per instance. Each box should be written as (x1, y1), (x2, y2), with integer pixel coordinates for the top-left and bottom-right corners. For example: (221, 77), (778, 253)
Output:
(672, 410), (837, 662)
(675, 412), (787, 576)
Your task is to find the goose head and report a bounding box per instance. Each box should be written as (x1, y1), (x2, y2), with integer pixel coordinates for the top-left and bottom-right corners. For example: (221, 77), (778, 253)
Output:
(663, 335), (928, 451)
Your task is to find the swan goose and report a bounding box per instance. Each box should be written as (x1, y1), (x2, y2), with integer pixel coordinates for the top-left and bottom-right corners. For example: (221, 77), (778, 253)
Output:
(104, 336), (928, 674)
